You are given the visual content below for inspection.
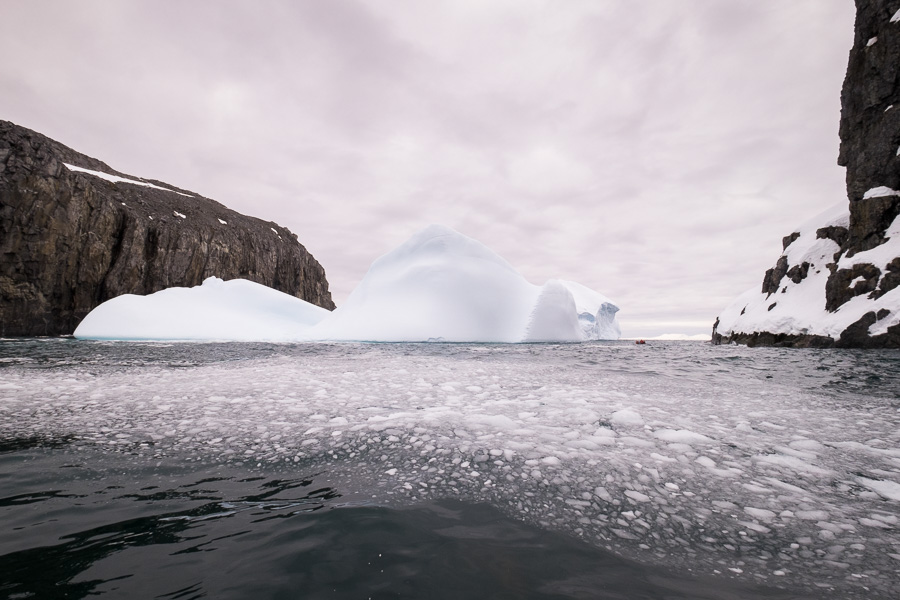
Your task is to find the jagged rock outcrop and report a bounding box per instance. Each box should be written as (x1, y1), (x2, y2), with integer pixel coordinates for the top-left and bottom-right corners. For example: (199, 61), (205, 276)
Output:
(0, 120), (334, 336)
(716, 0), (900, 348)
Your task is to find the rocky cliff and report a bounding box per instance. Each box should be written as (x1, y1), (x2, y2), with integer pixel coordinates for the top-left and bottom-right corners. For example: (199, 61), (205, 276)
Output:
(0, 120), (334, 336)
(716, 0), (900, 348)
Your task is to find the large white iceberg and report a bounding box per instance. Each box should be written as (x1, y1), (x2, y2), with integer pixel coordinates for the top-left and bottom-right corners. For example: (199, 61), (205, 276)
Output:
(309, 225), (619, 342)
(74, 225), (620, 343)
(73, 277), (330, 341)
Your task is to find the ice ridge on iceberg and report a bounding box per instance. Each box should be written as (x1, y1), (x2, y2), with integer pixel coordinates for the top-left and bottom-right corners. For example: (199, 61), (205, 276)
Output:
(75, 225), (621, 343)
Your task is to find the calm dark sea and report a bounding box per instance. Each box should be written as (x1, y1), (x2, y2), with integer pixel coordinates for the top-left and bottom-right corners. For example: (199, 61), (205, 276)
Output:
(1, 339), (898, 599)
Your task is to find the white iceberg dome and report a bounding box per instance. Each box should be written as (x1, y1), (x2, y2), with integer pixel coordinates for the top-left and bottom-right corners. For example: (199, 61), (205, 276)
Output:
(309, 225), (620, 343)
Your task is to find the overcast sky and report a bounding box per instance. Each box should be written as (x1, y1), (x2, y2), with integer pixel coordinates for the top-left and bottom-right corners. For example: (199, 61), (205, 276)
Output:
(1, 0), (855, 337)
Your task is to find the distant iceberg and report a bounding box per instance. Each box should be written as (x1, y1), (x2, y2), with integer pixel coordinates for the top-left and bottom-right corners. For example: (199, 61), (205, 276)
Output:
(75, 225), (620, 343)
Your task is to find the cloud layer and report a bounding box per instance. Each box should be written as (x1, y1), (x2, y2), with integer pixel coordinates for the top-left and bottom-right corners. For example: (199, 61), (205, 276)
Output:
(0, 1), (855, 337)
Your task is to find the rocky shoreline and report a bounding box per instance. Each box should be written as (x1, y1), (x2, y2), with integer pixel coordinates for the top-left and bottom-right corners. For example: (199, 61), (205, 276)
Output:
(0, 120), (334, 336)
(716, 0), (900, 349)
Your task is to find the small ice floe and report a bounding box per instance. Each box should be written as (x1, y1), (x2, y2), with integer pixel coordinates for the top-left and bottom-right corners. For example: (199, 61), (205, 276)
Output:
(867, 36), (878, 47)
(892, 8), (900, 23)
(218, 218), (227, 225)
(858, 477), (900, 501)
(174, 211), (186, 219)
(610, 409), (644, 428)
(743, 507), (776, 521)
(652, 429), (713, 445)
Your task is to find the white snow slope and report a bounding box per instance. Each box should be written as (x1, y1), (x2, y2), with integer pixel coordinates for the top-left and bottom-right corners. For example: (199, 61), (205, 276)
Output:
(718, 202), (900, 339)
(74, 225), (621, 343)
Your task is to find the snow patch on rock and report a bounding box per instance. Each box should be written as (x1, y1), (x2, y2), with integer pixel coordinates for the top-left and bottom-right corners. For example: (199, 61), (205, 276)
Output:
(64, 163), (193, 197)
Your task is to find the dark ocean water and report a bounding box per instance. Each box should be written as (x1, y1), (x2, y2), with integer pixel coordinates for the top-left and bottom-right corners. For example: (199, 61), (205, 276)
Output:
(1, 339), (898, 599)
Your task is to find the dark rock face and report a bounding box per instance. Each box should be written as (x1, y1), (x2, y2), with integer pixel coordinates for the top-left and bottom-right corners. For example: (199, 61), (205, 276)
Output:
(838, 0), (900, 203)
(815, 225), (849, 248)
(761, 256), (788, 296)
(838, 0), (900, 255)
(782, 232), (801, 250)
(719, 0), (900, 349)
(786, 261), (810, 285)
(0, 120), (334, 336)
(825, 262), (882, 311)
(878, 256), (900, 295)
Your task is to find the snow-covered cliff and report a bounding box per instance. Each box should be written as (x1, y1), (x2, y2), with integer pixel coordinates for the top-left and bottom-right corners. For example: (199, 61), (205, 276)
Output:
(717, 201), (900, 347)
(716, 0), (900, 348)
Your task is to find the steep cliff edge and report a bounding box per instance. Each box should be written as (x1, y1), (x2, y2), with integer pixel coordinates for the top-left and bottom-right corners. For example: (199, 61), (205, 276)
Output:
(0, 120), (334, 336)
(716, 0), (900, 348)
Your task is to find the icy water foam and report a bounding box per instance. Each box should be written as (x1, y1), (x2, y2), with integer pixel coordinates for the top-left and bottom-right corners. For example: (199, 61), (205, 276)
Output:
(1, 340), (898, 598)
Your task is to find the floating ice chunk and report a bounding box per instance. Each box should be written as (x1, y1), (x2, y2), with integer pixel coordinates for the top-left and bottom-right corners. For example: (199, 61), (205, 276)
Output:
(870, 513), (898, 525)
(744, 507), (776, 521)
(650, 452), (677, 463)
(218, 218), (228, 225)
(858, 477), (900, 501)
(652, 429), (714, 445)
(741, 482), (772, 494)
(789, 440), (824, 452)
(624, 490), (650, 503)
(754, 453), (832, 476)
(867, 36), (878, 47)
(593, 486), (613, 502)
(174, 211), (186, 219)
(796, 510), (830, 521)
(620, 436), (655, 448)
(695, 456), (739, 477)
(466, 414), (517, 431)
(859, 517), (892, 528)
(74, 277), (330, 341)
(739, 521), (771, 534)
(610, 409), (644, 428)
(892, 8), (900, 23)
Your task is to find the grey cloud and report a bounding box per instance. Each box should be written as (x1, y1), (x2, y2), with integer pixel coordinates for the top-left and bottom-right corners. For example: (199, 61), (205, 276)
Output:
(0, 0), (856, 337)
